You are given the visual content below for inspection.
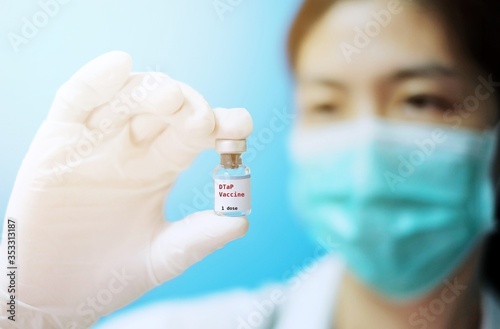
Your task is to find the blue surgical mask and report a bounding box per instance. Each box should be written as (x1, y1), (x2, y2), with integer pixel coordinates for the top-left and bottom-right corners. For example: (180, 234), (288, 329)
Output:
(289, 118), (497, 300)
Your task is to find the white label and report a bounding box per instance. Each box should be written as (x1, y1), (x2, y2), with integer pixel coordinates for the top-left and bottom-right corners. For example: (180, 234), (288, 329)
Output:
(214, 175), (251, 213)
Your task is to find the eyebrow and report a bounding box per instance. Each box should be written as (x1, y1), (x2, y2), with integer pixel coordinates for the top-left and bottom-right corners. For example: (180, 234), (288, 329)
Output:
(298, 77), (347, 90)
(298, 63), (461, 89)
(390, 64), (460, 82)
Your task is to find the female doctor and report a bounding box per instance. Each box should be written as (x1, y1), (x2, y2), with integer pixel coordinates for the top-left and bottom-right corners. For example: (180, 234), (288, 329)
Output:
(1, 0), (500, 328)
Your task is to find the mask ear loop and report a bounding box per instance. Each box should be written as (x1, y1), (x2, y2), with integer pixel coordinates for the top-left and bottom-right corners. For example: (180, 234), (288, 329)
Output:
(477, 122), (500, 299)
(490, 123), (500, 226)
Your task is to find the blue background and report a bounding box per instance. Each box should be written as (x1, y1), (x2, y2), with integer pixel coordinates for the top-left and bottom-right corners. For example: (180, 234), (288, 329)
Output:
(0, 0), (319, 326)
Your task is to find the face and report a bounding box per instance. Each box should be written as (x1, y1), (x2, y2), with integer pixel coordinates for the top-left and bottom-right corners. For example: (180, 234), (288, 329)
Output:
(295, 0), (498, 130)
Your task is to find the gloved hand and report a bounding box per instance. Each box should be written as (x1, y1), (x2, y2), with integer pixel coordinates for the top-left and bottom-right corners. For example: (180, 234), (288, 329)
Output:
(0, 51), (253, 329)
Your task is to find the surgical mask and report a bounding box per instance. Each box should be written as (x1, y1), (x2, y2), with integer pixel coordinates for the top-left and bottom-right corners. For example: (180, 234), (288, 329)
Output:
(289, 118), (497, 300)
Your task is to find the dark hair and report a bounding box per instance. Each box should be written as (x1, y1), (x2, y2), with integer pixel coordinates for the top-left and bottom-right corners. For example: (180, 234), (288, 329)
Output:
(287, 0), (500, 298)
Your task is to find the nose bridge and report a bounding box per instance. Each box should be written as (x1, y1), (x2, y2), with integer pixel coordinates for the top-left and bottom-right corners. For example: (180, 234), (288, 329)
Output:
(350, 90), (384, 120)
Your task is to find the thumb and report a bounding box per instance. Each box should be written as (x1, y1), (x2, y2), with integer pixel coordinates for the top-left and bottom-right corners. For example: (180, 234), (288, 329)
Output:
(150, 210), (249, 285)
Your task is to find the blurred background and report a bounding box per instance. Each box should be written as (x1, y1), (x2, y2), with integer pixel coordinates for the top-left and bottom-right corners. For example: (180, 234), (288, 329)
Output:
(0, 0), (320, 326)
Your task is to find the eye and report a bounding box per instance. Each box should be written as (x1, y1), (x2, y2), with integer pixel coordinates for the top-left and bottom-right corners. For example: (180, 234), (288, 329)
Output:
(405, 95), (453, 112)
(312, 103), (337, 114)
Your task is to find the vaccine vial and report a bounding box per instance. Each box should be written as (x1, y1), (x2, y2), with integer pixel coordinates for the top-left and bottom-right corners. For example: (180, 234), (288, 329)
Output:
(214, 139), (251, 217)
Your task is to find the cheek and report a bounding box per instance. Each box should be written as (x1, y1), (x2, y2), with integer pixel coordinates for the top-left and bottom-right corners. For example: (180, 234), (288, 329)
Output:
(293, 91), (310, 126)
(455, 94), (497, 130)
(460, 84), (498, 129)
(295, 89), (306, 108)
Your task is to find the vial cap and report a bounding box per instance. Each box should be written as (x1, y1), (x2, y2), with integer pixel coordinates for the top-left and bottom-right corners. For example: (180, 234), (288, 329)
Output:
(215, 139), (247, 154)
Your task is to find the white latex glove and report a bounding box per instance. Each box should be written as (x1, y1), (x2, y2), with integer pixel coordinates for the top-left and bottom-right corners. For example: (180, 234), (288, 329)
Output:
(0, 51), (253, 329)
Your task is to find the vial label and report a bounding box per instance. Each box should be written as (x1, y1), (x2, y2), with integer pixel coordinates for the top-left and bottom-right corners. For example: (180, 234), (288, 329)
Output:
(214, 175), (251, 213)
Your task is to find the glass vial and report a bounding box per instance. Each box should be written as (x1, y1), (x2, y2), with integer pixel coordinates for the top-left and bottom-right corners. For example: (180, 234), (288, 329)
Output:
(213, 139), (251, 217)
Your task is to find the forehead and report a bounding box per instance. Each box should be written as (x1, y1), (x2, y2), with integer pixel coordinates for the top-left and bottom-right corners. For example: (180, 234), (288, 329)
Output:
(296, 0), (469, 79)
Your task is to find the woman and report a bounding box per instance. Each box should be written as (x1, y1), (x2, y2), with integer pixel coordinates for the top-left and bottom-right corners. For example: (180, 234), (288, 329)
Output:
(1, 0), (499, 328)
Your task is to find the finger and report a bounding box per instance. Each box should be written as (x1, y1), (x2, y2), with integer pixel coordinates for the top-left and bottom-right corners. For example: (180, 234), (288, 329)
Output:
(166, 82), (215, 138)
(86, 72), (185, 131)
(151, 83), (216, 170)
(47, 51), (132, 124)
(211, 107), (253, 144)
(129, 113), (168, 144)
(150, 210), (249, 284)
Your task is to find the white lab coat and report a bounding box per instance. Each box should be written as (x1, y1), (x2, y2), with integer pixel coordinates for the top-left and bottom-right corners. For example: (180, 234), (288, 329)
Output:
(95, 256), (500, 329)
